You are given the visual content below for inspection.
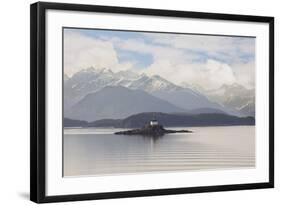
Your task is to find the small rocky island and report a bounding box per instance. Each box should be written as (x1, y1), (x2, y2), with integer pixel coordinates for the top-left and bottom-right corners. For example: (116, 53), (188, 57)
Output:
(114, 119), (192, 136)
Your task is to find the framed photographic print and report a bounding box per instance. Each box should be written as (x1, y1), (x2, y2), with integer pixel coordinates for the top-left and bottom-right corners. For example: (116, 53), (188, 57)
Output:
(30, 2), (274, 203)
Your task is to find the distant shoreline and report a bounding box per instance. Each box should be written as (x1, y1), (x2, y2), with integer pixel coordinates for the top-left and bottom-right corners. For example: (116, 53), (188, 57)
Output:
(64, 112), (255, 129)
(64, 124), (255, 129)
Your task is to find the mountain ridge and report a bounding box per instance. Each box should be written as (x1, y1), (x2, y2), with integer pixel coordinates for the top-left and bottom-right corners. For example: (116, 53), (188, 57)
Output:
(64, 112), (255, 128)
(65, 86), (187, 121)
(64, 67), (232, 117)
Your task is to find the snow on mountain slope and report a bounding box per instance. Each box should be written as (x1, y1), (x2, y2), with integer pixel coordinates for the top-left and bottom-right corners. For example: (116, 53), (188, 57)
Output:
(64, 67), (232, 114)
(184, 83), (255, 117)
(64, 67), (181, 109)
(128, 74), (182, 92)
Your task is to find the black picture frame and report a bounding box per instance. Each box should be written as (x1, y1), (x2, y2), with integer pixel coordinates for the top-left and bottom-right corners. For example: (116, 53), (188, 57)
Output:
(30, 1), (274, 203)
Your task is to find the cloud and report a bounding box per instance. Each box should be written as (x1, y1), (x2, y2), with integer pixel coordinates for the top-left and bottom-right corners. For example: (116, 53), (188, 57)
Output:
(108, 34), (254, 89)
(106, 34), (254, 89)
(108, 36), (200, 63)
(232, 62), (255, 89)
(64, 29), (255, 90)
(64, 31), (133, 76)
(144, 33), (255, 64)
(144, 59), (237, 90)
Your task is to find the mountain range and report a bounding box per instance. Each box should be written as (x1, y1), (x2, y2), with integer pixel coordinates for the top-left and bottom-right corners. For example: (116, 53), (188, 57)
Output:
(188, 83), (255, 117)
(64, 67), (255, 121)
(64, 112), (255, 128)
(66, 86), (186, 121)
(65, 67), (177, 108)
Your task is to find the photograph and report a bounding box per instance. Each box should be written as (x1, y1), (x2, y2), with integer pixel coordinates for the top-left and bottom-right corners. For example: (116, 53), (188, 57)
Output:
(63, 28), (256, 177)
(30, 2), (274, 202)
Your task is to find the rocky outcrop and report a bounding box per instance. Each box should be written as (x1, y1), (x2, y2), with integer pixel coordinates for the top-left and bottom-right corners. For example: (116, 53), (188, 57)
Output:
(114, 124), (192, 137)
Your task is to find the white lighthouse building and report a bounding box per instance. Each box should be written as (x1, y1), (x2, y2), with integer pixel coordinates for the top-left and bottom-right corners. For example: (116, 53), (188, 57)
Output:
(150, 119), (159, 126)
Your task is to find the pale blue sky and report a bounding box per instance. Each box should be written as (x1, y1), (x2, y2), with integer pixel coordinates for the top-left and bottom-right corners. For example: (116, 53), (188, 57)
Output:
(67, 28), (255, 66)
(64, 28), (255, 89)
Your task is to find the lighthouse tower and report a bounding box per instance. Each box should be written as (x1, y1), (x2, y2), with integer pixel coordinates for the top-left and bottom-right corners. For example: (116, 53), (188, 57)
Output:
(150, 119), (159, 126)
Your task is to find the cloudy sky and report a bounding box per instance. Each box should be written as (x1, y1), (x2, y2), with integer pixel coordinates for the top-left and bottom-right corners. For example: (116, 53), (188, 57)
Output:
(64, 28), (255, 90)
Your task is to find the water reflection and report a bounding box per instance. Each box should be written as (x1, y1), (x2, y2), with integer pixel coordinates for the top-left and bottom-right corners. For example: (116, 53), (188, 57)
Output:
(63, 126), (255, 177)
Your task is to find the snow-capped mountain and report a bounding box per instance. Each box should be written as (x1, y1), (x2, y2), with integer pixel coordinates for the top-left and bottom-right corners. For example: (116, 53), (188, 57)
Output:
(190, 83), (255, 117)
(64, 67), (235, 120)
(128, 74), (182, 92)
(64, 67), (182, 109)
(238, 100), (255, 117)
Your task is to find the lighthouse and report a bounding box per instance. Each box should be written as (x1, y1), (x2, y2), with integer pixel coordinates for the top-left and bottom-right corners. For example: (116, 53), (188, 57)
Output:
(150, 119), (159, 126)
(115, 116), (192, 136)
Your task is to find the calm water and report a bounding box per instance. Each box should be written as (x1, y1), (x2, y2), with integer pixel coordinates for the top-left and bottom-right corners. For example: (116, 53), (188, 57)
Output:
(63, 126), (255, 177)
